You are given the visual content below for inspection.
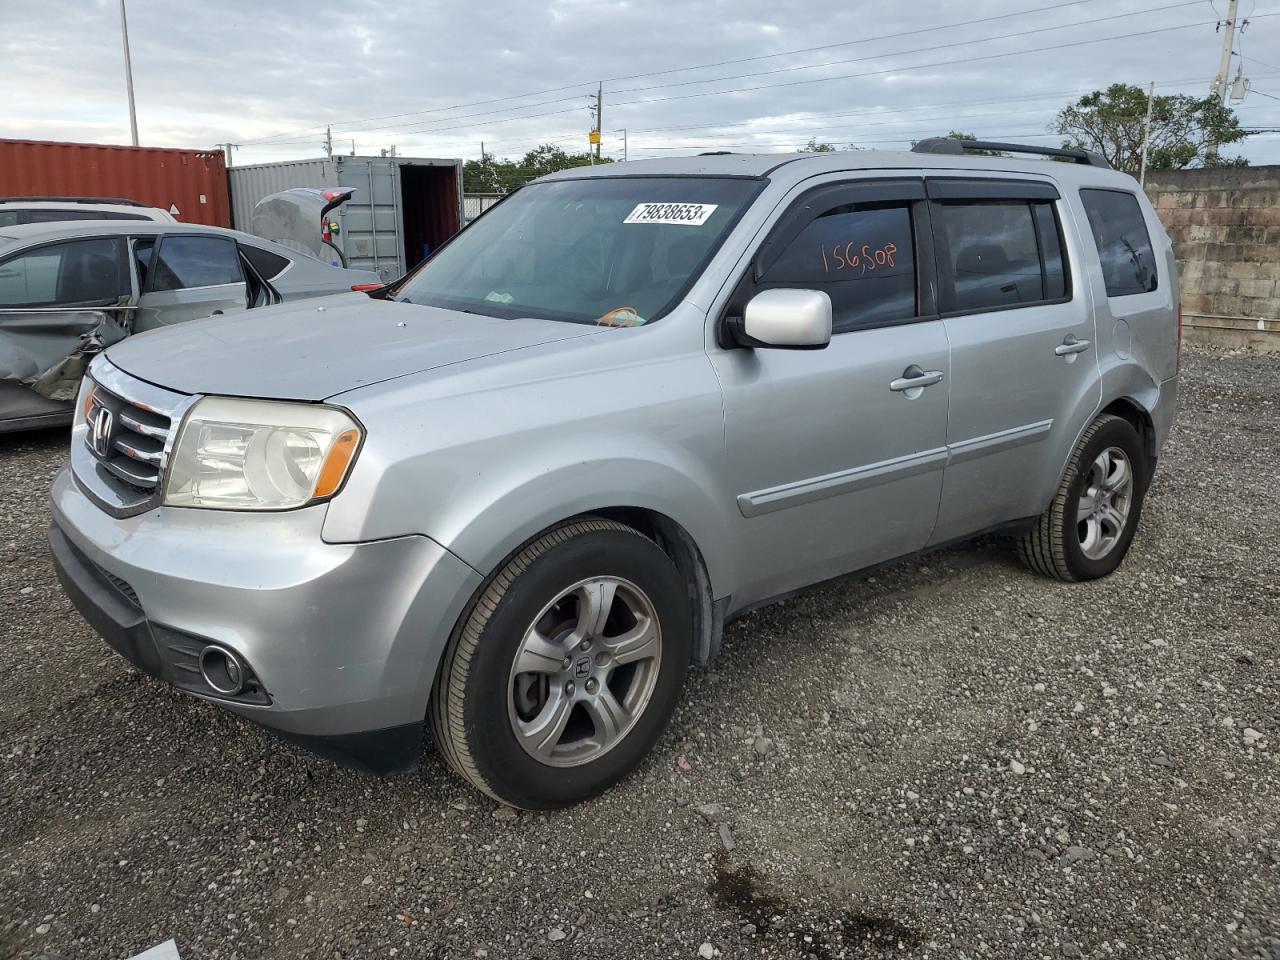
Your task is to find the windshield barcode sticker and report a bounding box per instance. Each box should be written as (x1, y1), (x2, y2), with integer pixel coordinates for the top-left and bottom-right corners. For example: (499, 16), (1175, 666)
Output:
(623, 203), (718, 226)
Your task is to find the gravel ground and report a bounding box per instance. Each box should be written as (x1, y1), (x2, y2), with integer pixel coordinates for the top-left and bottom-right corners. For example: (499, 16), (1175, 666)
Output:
(1, 346), (1277, 960)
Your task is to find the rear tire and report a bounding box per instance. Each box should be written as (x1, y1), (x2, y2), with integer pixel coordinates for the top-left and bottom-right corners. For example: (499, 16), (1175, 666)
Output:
(1018, 414), (1147, 582)
(430, 518), (691, 809)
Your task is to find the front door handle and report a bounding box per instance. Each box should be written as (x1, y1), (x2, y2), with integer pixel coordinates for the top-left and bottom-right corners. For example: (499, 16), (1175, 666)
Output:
(889, 366), (945, 393)
(1054, 336), (1091, 356)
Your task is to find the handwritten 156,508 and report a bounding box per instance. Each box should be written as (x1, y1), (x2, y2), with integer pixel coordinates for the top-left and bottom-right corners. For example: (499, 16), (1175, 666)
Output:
(820, 241), (898, 275)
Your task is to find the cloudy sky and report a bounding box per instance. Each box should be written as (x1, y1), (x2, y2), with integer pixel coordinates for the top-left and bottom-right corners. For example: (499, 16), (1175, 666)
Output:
(4, 0), (1278, 167)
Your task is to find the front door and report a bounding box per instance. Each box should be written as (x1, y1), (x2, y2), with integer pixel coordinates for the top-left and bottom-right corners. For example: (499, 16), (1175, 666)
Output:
(925, 176), (1101, 544)
(133, 234), (248, 332)
(711, 177), (951, 606)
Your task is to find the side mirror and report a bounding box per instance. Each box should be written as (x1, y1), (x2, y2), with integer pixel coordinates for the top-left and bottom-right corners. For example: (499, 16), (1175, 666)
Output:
(734, 288), (831, 349)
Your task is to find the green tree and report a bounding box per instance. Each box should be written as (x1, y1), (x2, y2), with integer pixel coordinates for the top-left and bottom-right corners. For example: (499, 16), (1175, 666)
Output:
(799, 137), (837, 153)
(1053, 83), (1247, 173)
(463, 143), (610, 194)
(462, 151), (504, 193)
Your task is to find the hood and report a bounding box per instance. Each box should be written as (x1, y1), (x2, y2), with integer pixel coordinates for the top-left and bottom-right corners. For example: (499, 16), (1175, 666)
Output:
(105, 295), (600, 401)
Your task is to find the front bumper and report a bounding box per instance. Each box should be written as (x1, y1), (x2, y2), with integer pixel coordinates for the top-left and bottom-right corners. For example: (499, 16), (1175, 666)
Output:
(49, 465), (481, 772)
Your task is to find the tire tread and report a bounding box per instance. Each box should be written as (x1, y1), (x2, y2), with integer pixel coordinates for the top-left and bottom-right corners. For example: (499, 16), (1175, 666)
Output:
(429, 517), (644, 804)
(1018, 414), (1127, 582)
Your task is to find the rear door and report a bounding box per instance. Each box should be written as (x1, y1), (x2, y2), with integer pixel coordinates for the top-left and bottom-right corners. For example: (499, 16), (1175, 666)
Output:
(133, 233), (248, 331)
(927, 176), (1101, 544)
(711, 176), (952, 604)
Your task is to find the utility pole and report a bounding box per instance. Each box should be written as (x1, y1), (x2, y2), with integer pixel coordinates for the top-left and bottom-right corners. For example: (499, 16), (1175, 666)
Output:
(621, 128), (627, 162)
(324, 125), (334, 159)
(1139, 82), (1155, 187)
(219, 142), (235, 168)
(1209, 0), (1241, 106)
(117, 0), (139, 145)
(595, 83), (603, 161)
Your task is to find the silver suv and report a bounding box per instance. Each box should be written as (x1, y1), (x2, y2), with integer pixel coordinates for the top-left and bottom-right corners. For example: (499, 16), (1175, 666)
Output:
(48, 140), (1179, 808)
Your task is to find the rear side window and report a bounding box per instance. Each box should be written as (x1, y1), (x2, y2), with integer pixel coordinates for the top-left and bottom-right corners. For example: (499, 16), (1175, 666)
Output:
(150, 235), (243, 292)
(758, 202), (917, 333)
(240, 244), (291, 280)
(0, 237), (130, 308)
(1080, 189), (1158, 296)
(936, 200), (1066, 312)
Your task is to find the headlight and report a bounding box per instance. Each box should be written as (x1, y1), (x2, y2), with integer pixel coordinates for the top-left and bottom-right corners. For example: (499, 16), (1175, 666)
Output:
(164, 397), (363, 511)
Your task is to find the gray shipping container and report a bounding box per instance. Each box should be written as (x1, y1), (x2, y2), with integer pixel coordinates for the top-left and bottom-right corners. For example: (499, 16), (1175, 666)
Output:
(228, 155), (464, 283)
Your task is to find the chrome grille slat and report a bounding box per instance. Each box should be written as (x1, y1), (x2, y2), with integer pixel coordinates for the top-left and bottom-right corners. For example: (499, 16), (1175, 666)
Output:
(118, 409), (168, 439)
(101, 455), (159, 488)
(114, 432), (164, 464)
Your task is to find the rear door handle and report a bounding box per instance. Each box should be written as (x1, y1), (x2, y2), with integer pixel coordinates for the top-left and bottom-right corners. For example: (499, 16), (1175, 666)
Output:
(1054, 337), (1091, 356)
(889, 367), (945, 392)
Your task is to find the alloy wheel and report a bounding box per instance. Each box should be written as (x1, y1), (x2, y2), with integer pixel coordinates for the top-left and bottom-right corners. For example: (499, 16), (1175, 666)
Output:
(507, 577), (662, 767)
(1076, 445), (1134, 560)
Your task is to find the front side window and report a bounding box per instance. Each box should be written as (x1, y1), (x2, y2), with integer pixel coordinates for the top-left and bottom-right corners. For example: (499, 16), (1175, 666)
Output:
(150, 235), (243, 292)
(1080, 188), (1158, 297)
(757, 202), (917, 333)
(393, 176), (762, 325)
(0, 237), (129, 308)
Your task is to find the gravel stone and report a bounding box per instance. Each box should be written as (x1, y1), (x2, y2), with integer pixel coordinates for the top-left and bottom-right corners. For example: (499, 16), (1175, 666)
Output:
(1, 347), (1278, 959)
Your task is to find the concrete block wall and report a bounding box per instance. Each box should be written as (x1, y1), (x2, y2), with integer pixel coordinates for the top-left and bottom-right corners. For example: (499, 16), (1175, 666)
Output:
(1144, 166), (1280, 351)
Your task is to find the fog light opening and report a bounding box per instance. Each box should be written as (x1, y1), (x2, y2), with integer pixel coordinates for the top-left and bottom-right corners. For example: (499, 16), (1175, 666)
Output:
(199, 645), (246, 696)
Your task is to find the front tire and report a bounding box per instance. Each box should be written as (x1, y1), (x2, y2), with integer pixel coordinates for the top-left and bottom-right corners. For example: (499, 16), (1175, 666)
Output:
(430, 518), (691, 809)
(1018, 414), (1148, 582)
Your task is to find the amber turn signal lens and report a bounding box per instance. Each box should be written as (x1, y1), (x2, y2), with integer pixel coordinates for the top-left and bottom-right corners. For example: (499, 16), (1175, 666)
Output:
(82, 384), (97, 418)
(313, 429), (361, 499)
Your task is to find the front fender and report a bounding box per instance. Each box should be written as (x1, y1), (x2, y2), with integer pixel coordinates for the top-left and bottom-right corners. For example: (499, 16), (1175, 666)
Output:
(321, 336), (736, 597)
(440, 456), (737, 599)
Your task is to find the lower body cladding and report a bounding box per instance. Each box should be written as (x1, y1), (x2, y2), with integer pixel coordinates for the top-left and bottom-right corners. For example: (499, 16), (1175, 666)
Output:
(47, 466), (482, 773)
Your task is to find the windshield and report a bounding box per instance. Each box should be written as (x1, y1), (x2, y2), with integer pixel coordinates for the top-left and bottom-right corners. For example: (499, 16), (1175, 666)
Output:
(393, 176), (762, 325)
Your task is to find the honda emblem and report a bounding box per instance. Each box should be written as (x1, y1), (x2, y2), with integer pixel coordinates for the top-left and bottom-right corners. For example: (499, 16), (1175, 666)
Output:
(91, 406), (114, 458)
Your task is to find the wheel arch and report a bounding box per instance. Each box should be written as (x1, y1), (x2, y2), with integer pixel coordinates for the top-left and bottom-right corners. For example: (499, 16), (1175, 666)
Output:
(1098, 395), (1157, 476)
(435, 500), (725, 692)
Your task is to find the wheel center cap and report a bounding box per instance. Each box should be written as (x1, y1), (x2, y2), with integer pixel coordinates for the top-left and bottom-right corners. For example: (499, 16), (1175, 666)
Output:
(573, 656), (592, 680)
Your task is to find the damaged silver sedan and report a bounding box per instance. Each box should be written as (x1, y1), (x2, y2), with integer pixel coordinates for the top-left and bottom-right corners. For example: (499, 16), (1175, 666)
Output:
(0, 220), (378, 432)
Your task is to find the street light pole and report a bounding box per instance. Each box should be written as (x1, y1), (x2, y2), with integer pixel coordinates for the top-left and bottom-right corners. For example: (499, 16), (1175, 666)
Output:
(118, 0), (139, 145)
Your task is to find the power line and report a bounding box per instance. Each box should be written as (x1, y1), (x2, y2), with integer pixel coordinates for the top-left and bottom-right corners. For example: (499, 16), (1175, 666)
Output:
(395, 72), (1268, 151)
(337, 17), (1242, 141)
(240, 0), (1112, 145)
(608, 0), (1205, 97)
(605, 17), (1278, 115)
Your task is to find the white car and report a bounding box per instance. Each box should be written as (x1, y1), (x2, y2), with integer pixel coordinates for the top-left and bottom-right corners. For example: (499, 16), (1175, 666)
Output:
(0, 196), (176, 227)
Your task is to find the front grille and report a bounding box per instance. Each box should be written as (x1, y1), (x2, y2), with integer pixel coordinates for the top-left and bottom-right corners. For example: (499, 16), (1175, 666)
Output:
(73, 360), (192, 518)
(86, 388), (173, 492)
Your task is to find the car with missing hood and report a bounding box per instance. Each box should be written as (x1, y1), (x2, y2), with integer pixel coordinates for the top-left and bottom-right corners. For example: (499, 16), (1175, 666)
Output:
(0, 219), (378, 432)
(47, 141), (1179, 809)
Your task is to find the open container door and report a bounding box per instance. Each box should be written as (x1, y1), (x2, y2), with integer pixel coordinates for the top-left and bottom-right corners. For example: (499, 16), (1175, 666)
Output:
(397, 162), (461, 271)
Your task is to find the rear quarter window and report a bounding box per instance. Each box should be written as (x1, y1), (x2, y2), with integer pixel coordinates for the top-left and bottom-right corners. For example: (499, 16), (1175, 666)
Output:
(1079, 188), (1158, 297)
(240, 244), (291, 280)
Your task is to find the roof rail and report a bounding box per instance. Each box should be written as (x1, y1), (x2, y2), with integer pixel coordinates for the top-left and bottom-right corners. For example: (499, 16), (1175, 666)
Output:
(910, 138), (1111, 169)
(0, 195), (150, 206)
(699, 151), (734, 156)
